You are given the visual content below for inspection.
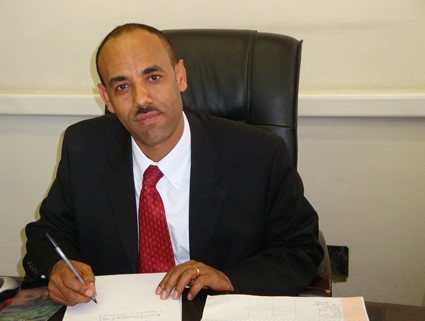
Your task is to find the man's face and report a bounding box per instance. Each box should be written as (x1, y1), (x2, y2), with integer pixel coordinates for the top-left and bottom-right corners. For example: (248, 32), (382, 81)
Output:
(97, 29), (187, 160)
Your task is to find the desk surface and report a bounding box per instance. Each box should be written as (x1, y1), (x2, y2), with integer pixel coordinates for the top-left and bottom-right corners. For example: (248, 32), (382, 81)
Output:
(2, 285), (424, 321)
(365, 301), (425, 321)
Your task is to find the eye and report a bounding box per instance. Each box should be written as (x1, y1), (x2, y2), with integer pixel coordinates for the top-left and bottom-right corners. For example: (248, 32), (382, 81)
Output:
(115, 83), (129, 92)
(148, 74), (161, 82)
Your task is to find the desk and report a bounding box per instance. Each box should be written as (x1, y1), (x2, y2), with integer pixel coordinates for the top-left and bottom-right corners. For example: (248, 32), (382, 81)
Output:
(365, 301), (425, 321)
(3, 285), (424, 321)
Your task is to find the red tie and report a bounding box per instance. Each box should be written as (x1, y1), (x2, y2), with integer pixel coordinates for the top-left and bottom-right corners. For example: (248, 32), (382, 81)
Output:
(138, 165), (175, 273)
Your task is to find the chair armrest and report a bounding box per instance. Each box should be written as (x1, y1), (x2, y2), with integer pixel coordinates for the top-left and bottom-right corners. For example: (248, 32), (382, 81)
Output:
(300, 230), (332, 297)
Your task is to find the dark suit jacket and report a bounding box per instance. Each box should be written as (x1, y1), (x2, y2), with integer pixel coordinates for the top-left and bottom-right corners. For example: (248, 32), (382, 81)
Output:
(24, 109), (323, 295)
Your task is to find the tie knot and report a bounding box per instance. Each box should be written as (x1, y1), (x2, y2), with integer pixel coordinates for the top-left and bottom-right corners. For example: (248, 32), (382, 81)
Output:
(143, 165), (163, 187)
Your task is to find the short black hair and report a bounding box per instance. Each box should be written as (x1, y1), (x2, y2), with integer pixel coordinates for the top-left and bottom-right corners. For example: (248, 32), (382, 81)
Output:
(95, 23), (177, 85)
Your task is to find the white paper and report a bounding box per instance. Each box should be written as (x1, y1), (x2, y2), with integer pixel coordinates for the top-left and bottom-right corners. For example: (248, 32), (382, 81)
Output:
(201, 295), (369, 321)
(63, 273), (181, 321)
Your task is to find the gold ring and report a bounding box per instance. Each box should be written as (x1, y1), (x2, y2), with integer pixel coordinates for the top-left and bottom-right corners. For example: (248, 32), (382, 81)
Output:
(192, 266), (200, 276)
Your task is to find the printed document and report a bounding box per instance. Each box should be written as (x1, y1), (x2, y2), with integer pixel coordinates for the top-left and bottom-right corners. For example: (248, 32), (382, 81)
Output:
(201, 295), (369, 321)
(63, 273), (180, 321)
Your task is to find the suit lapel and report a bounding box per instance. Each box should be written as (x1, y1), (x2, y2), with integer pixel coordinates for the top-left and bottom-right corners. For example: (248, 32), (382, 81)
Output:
(186, 111), (227, 261)
(104, 131), (138, 272)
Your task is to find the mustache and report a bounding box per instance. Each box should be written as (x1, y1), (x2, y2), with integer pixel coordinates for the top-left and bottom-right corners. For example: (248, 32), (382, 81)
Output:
(135, 106), (160, 115)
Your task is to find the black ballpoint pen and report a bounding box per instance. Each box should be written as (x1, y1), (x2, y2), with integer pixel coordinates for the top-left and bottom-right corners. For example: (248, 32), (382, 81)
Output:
(45, 232), (98, 304)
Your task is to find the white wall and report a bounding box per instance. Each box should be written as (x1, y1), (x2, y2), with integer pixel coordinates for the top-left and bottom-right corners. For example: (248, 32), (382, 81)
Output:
(1, 0), (424, 306)
(298, 117), (425, 306)
(1, 0), (425, 93)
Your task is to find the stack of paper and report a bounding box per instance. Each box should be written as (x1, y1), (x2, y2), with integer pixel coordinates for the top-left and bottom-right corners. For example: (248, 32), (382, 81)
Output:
(201, 295), (369, 321)
(62, 273), (369, 321)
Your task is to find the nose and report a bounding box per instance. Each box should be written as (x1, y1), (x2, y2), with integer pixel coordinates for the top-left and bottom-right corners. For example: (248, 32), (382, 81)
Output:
(133, 81), (153, 107)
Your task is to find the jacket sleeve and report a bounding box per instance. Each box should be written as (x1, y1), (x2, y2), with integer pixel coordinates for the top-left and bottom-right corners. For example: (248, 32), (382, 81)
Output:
(223, 137), (324, 295)
(23, 128), (85, 283)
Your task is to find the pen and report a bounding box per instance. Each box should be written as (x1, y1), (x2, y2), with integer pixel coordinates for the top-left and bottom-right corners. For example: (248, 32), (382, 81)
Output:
(45, 232), (98, 304)
(0, 298), (12, 312)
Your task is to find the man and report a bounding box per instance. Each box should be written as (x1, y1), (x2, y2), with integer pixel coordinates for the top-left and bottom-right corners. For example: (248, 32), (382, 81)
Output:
(23, 23), (323, 306)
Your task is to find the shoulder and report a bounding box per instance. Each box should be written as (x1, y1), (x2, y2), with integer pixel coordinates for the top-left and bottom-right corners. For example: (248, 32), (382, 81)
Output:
(65, 113), (125, 137)
(184, 108), (293, 167)
(62, 113), (130, 155)
(185, 108), (280, 140)
(184, 108), (284, 149)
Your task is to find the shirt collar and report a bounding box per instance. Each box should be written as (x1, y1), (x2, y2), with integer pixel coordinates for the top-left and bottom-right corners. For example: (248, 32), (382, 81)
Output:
(132, 112), (191, 189)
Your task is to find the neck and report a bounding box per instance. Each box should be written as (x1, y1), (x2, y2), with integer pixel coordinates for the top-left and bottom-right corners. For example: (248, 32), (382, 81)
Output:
(138, 115), (185, 162)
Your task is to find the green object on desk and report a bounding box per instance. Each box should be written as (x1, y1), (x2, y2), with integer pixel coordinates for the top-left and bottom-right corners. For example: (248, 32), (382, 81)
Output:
(0, 286), (61, 321)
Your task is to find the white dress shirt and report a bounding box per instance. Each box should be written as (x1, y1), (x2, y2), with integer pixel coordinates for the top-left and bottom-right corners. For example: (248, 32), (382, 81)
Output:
(132, 112), (191, 265)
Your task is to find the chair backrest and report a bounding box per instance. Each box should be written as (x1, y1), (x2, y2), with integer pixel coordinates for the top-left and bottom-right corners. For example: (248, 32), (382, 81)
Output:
(163, 29), (302, 166)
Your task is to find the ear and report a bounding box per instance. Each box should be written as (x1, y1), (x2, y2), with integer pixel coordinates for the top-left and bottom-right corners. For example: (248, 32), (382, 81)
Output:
(98, 83), (115, 113)
(175, 59), (188, 93)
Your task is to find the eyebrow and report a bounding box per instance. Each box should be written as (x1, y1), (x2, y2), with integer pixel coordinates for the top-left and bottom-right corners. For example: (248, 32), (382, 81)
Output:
(108, 65), (165, 87)
(143, 65), (163, 75)
(109, 76), (127, 87)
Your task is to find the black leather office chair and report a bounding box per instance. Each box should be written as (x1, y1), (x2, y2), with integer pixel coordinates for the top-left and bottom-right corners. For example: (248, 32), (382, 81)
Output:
(163, 29), (332, 296)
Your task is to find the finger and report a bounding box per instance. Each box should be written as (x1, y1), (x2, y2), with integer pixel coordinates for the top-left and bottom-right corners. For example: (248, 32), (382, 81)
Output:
(59, 272), (92, 305)
(49, 261), (76, 304)
(172, 266), (202, 300)
(155, 265), (177, 297)
(186, 267), (234, 301)
(48, 260), (93, 305)
(158, 268), (184, 300)
(75, 262), (97, 296)
(156, 261), (199, 300)
(77, 261), (95, 283)
(156, 268), (173, 295)
(48, 278), (91, 306)
(60, 260), (96, 300)
(186, 278), (205, 301)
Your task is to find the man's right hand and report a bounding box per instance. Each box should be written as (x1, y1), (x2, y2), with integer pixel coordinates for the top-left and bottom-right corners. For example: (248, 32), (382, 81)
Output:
(48, 260), (96, 306)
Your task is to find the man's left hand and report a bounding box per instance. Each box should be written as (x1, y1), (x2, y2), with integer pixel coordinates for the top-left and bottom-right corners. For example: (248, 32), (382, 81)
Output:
(156, 260), (234, 301)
